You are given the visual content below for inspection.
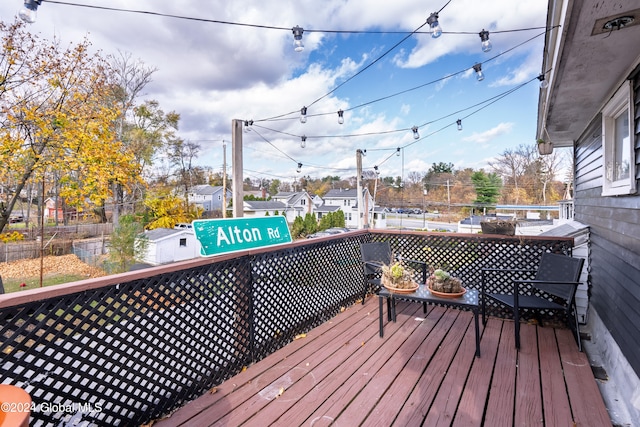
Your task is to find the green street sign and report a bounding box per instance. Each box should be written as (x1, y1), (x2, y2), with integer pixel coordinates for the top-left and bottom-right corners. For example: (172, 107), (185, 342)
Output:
(193, 216), (292, 256)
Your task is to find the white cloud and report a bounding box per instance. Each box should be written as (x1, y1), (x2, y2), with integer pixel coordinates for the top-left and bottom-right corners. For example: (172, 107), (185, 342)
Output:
(462, 123), (514, 144)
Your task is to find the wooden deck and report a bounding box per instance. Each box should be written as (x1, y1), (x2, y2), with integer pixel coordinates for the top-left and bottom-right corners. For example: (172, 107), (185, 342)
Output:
(154, 296), (612, 427)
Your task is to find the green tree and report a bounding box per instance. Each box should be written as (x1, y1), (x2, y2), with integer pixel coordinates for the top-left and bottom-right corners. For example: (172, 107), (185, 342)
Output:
(291, 216), (304, 238)
(107, 214), (147, 273)
(471, 171), (502, 206)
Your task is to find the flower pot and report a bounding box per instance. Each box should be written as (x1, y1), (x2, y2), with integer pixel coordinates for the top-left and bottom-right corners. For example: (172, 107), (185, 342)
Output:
(538, 141), (553, 155)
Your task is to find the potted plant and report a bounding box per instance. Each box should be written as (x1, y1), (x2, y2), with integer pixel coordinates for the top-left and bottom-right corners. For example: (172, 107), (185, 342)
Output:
(426, 268), (466, 297)
(381, 261), (418, 293)
(537, 138), (553, 155)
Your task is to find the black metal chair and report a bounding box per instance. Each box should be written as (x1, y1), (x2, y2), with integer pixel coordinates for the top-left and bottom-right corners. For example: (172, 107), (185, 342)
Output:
(360, 242), (427, 304)
(481, 252), (585, 351)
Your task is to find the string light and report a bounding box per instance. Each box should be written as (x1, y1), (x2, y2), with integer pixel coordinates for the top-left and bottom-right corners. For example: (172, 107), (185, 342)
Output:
(374, 165), (380, 175)
(297, 162), (303, 173)
(337, 109), (344, 124)
(300, 106), (307, 123)
(427, 12), (442, 38)
(411, 126), (420, 139)
(538, 74), (548, 89)
(300, 135), (307, 148)
(19, 0), (41, 23)
(473, 63), (485, 81)
(292, 26), (304, 52)
(244, 120), (253, 132)
(457, 119), (463, 131)
(396, 147), (401, 156)
(479, 29), (492, 52)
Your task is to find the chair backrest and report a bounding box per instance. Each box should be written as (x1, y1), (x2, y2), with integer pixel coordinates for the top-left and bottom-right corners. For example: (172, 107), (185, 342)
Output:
(534, 252), (585, 302)
(360, 242), (392, 275)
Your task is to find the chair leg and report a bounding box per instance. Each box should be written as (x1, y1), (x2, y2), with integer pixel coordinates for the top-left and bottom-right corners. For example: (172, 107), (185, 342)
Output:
(514, 307), (521, 349)
(571, 305), (582, 352)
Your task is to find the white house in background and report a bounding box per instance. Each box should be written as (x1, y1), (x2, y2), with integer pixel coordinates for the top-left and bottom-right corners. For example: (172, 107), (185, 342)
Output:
(243, 200), (287, 217)
(137, 228), (201, 266)
(321, 188), (386, 229)
(271, 191), (314, 223)
(188, 185), (232, 213)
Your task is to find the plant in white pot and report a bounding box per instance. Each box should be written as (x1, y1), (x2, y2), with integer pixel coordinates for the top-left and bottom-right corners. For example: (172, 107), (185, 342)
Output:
(537, 138), (553, 155)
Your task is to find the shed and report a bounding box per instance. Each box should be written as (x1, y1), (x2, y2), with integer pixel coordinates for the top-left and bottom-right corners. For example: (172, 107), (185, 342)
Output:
(138, 228), (202, 266)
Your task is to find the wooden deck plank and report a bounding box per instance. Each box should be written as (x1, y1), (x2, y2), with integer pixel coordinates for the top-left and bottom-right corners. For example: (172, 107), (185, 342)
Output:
(514, 323), (543, 426)
(159, 299), (375, 426)
(265, 302), (425, 427)
(287, 302), (430, 426)
(538, 326), (573, 426)
(391, 310), (469, 426)
(201, 304), (384, 426)
(484, 319), (517, 426)
(363, 307), (460, 427)
(154, 298), (613, 427)
(453, 317), (502, 426)
(556, 328), (613, 426)
(422, 313), (478, 427)
(340, 306), (453, 427)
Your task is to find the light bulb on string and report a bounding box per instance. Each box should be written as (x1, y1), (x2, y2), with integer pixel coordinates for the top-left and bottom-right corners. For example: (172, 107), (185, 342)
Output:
(297, 163), (303, 173)
(292, 26), (304, 52)
(473, 63), (485, 81)
(300, 135), (307, 148)
(396, 147), (401, 156)
(337, 109), (344, 124)
(19, 0), (41, 23)
(244, 120), (253, 133)
(456, 119), (463, 131)
(300, 106), (307, 123)
(427, 12), (442, 38)
(411, 126), (420, 140)
(538, 74), (549, 89)
(479, 29), (492, 52)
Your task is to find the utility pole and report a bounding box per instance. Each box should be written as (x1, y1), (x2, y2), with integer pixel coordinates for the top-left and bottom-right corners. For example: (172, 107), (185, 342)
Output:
(231, 119), (244, 218)
(356, 149), (366, 229)
(222, 140), (227, 218)
(446, 179), (451, 218)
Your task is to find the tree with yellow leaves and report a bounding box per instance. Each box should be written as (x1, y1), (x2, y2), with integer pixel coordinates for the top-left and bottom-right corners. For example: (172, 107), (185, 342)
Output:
(0, 21), (142, 232)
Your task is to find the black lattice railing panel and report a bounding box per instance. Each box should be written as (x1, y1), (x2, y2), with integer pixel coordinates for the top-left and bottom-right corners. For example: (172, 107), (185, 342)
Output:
(0, 231), (573, 425)
(1, 258), (254, 426)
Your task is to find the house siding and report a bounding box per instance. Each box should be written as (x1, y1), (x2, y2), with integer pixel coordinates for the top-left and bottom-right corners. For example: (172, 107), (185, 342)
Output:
(574, 75), (640, 378)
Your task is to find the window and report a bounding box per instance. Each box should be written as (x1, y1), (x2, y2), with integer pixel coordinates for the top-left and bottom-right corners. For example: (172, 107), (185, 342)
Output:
(179, 238), (187, 247)
(602, 81), (636, 196)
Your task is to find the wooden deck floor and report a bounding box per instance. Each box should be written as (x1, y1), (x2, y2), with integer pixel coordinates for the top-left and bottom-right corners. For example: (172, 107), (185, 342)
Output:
(154, 296), (612, 427)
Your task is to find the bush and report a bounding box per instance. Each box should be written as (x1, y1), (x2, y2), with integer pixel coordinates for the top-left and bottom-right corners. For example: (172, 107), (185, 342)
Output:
(0, 231), (25, 243)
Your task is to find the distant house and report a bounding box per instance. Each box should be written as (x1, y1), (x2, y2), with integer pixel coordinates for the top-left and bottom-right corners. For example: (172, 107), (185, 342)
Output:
(43, 197), (83, 222)
(138, 228), (201, 266)
(271, 191), (314, 223)
(243, 200), (287, 217)
(188, 185), (232, 212)
(538, 0), (640, 421)
(321, 188), (386, 229)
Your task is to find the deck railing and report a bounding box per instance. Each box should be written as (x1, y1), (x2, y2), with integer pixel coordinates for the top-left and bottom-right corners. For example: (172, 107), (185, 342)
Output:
(0, 230), (573, 426)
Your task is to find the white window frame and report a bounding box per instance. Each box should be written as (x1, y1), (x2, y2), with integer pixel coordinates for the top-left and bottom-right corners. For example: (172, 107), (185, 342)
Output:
(602, 81), (636, 196)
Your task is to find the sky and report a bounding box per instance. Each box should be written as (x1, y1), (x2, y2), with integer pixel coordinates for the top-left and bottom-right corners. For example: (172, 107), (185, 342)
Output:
(0, 0), (550, 185)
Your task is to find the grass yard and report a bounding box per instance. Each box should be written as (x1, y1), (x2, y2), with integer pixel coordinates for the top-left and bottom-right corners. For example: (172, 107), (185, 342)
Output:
(0, 254), (106, 293)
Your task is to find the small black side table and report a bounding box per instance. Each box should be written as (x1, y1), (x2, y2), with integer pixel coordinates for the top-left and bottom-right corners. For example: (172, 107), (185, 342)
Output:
(378, 285), (481, 357)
